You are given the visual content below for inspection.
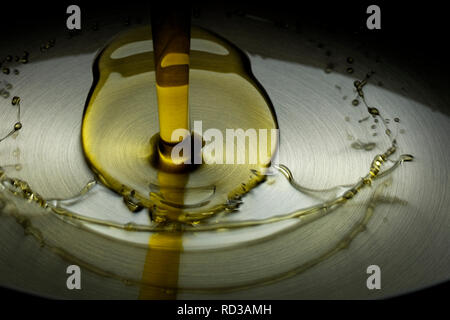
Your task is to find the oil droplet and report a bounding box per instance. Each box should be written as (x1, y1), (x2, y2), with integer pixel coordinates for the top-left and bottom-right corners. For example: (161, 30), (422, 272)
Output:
(363, 143), (376, 151)
(12, 96), (20, 105)
(401, 154), (414, 162)
(352, 99), (359, 106)
(40, 40), (55, 52)
(15, 164), (22, 171)
(123, 195), (143, 213)
(368, 107), (379, 116)
(14, 122), (22, 131)
(5, 55), (12, 62)
(13, 69), (19, 75)
(2, 68), (10, 75)
(346, 67), (354, 74)
(347, 57), (354, 64)
(20, 51), (29, 64)
(351, 141), (376, 151)
(394, 117), (400, 122)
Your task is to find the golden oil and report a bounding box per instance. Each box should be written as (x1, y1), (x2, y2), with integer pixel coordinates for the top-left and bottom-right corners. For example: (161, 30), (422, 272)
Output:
(81, 25), (278, 224)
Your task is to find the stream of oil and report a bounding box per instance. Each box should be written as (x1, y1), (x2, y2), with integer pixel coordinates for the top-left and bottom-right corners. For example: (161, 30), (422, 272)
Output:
(81, 26), (278, 224)
(79, 25), (279, 298)
(0, 26), (413, 298)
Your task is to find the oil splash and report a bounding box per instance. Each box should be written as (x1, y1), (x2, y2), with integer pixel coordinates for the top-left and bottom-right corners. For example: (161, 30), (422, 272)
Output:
(0, 25), (413, 297)
(0, 143), (412, 294)
(46, 142), (412, 233)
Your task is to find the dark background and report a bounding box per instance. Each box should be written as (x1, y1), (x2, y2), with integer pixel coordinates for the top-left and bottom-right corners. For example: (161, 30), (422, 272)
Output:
(1, 0), (448, 69)
(1, 0), (448, 98)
